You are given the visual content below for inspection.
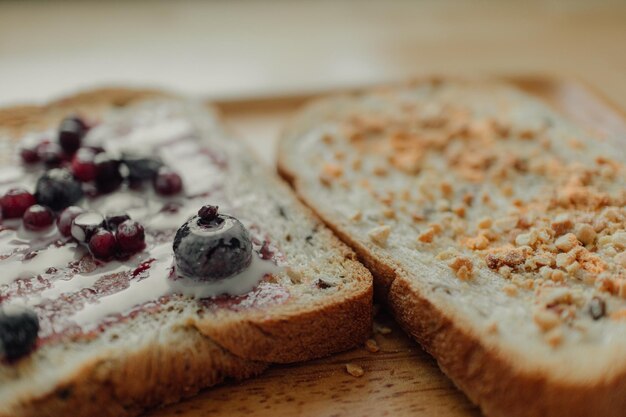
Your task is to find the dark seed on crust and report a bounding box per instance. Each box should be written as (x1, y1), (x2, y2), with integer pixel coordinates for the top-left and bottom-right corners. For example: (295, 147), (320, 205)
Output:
(589, 297), (606, 320)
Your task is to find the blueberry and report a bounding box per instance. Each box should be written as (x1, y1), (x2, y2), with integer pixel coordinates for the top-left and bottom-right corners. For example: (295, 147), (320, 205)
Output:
(58, 116), (87, 154)
(94, 154), (123, 193)
(0, 306), (39, 361)
(71, 211), (105, 243)
(121, 154), (163, 182)
(35, 169), (84, 211)
(173, 206), (252, 281)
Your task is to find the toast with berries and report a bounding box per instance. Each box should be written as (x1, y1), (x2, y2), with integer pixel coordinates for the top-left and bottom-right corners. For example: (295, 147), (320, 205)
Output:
(278, 79), (626, 417)
(0, 89), (372, 417)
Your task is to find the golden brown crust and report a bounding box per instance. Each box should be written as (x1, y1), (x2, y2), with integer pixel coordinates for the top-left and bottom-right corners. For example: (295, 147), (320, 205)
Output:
(1, 87), (373, 417)
(4, 327), (266, 417)
(196, 267), (372, 363)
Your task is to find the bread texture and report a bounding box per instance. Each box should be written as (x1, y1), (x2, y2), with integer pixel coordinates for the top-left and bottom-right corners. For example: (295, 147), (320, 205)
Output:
(278, 79), (626, 417)
(0, 89), (373, 417)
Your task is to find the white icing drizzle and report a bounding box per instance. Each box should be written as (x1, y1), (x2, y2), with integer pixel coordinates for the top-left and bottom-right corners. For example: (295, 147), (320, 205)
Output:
(0, 100), (283, 336)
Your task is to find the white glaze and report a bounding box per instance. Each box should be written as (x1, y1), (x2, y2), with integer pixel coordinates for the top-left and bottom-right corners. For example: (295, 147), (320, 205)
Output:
(0, 101), (282, 336)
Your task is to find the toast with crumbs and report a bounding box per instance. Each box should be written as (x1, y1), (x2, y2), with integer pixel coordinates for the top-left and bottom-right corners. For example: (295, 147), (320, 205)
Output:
(278, 79), (626, 417)
(0, 89), (372, 417)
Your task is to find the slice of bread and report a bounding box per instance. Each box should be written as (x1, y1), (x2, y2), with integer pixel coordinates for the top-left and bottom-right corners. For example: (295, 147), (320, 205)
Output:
(278, 79), (626, 417)
(0, 89), (372, 417)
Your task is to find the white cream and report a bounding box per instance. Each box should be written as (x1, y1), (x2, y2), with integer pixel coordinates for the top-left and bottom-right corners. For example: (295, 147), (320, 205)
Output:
(0, 100), (283, 336)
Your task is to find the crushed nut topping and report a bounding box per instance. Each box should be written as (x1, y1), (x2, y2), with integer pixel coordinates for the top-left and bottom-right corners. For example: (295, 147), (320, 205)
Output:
(310, 81), (625, 348)
(368, 225), (391, 246)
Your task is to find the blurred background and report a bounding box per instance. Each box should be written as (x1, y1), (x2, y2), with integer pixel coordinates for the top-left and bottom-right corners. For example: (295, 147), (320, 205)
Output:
(1, 0), (626, 107)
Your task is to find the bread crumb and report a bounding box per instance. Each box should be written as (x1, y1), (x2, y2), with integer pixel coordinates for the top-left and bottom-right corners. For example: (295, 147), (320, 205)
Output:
(449, 256), (474, 280)
(375, 325), (392, 335)
(555, 233), (579, 252)
(616, 252), (626, 268)
(368, 225), (391, 246)
(365, 339), (380, 353)
(345, 363), (365, 377)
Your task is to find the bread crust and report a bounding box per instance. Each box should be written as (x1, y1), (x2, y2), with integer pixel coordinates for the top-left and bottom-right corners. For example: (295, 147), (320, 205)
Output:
(276, 82), (626, 417)
(0, 88), (373, 417)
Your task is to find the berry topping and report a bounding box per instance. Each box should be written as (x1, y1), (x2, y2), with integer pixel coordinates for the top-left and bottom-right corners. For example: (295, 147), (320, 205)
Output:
(198, 205), (219, 222)
(71, 148), (98, 182)
(37, 142), (65, 168)
(105, 212), (131, 231)
(116, 220), (145, 253)
(19, 147), (40, 164)
(88, 230), (118, 260)
(71, 211), (105, 243)
(58, 116), (87, 154)
(173, 207), (252, 281)
(0, 306), (39, 362)
(35, 169), (84, 211)
(22, 205), (54, 231)
(56, 206), (85, 237)
(122, 154), (163, 182)
(0, 188), (36, 218)
(153, 168), (183, 196)
(94, 154), (123, 193)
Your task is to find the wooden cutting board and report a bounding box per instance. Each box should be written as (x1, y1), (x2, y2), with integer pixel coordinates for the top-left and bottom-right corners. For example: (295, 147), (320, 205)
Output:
(145, 77), (626, 417)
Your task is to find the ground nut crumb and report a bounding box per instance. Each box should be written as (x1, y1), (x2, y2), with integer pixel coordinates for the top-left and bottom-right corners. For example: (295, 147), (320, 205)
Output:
(533, 308), (561, 331)
(555, 233), (579, 252)
(610, 309), (626, 320)
(486, 321), (498, 334)
(365, 339), (380, 353)
(349, 210), (363, 222)
(545, 327), (564, 347)
(551, 214), (573, 236)
(345, 363), (365, 377)
(449, 256), (474, 280)
(616, 252), (626, 268)
(477, 217), (492, 229)
(465, 234), (490, 250)
(368, 225), (391, 246)
(503, 284), (518, 296)
(418, 227), (437, 243)
(382, 208), (396, 219)
(556, 252), (576, 268)
(440, 181), (453, 197)
(575, 224), (596, 246)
